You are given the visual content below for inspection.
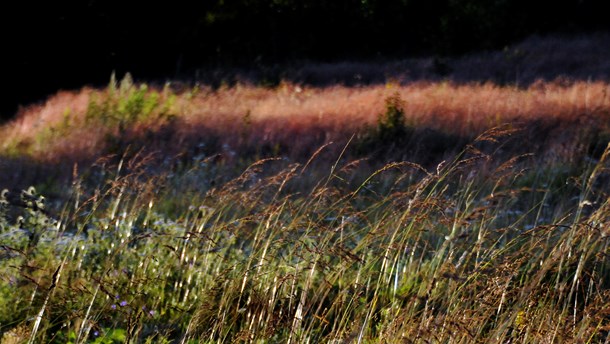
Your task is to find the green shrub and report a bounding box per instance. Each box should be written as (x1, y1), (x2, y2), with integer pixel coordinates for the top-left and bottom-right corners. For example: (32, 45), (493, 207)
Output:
(377, 92), (409, 143)
(86, 73), (176, 129)
(356, 92), (415, 157)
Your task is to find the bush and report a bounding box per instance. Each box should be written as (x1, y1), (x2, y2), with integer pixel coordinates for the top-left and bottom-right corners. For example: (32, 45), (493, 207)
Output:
(378, 93), (408, 142)
(356, 92), (414, 157)
(86, 73), (176, 130)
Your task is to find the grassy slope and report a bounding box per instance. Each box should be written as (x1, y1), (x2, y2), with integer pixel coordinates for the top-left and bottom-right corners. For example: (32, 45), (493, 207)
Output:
(1, 34), (610, 343)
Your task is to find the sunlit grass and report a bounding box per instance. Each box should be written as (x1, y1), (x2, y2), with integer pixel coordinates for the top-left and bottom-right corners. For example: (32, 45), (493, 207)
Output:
(1, 130), (610, 342)
(1, 75), (609, 165)
(1, 66), (610, 342)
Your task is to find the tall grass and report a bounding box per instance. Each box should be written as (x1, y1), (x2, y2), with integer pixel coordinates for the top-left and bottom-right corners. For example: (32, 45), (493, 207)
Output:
(1, 128), (609, 342)
(2, 56), (610, 342)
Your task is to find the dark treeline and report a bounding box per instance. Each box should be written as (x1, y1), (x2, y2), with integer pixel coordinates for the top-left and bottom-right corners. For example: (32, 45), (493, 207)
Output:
(2, 0), (606, 119)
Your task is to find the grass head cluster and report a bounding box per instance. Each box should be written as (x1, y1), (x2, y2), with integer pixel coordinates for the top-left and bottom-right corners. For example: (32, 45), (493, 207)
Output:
(1, 125), (610, 342)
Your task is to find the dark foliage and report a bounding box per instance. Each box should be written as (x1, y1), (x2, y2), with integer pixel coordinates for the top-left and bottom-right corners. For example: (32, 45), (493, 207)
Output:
(3, 0), (607, 119)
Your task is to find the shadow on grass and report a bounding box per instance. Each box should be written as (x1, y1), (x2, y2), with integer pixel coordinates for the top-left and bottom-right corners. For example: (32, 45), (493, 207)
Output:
(0, 112), (603, 213)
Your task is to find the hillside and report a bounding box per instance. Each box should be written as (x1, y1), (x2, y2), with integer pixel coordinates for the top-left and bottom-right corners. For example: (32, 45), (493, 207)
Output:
(1, 34), (610, 343)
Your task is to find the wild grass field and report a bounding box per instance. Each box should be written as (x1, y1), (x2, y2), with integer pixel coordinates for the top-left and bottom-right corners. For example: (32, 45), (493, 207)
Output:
(2, 36), (610, 343)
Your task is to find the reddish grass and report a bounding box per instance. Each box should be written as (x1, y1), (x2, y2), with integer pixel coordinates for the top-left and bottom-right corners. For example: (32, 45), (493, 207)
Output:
(2, 79), (609, 167)
(3, 32), (610, 166)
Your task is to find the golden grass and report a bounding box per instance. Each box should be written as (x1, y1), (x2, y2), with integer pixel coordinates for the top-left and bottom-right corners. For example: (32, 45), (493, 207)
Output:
(2, 138), (609, 342)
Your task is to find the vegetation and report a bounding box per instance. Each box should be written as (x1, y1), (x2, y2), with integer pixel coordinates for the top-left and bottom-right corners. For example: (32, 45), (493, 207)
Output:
(2, 66), (610, 341)
(2, 135), (610, 342)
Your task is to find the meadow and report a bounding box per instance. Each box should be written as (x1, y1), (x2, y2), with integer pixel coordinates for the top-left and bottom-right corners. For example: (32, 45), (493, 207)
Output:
(2, 42), (610, 342)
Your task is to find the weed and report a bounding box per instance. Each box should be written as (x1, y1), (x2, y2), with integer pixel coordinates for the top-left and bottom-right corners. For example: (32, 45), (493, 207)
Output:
(86, 73), (174, 131)
(376, 92), (411, 144)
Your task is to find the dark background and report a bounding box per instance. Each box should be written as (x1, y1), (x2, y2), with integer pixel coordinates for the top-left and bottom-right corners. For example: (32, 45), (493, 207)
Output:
(2, 0), (607, 120)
